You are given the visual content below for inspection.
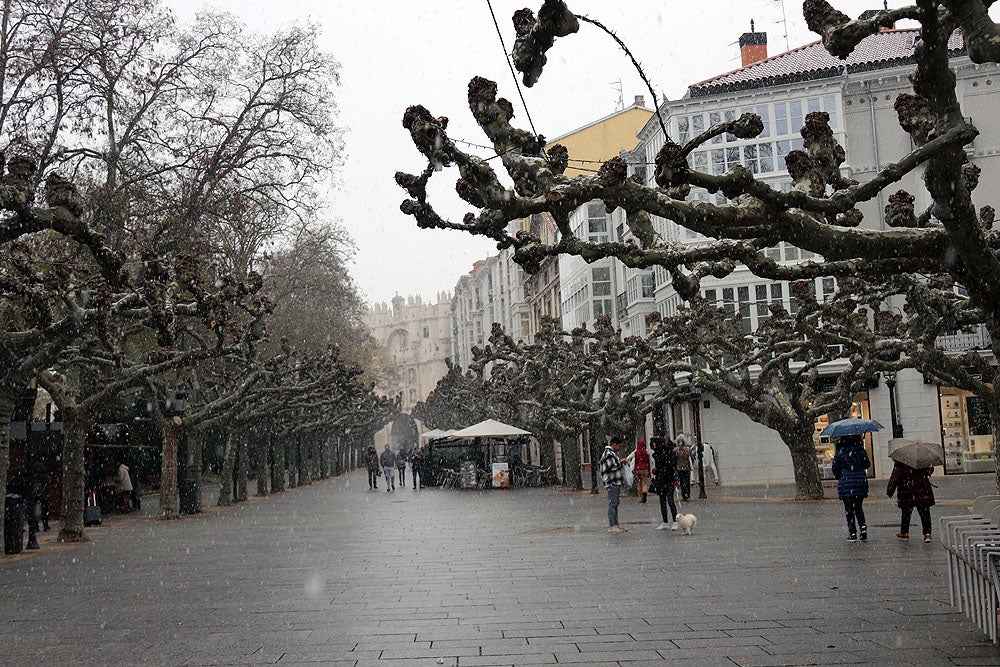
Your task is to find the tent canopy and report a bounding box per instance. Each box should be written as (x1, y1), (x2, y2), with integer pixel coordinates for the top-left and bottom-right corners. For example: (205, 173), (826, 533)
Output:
(445, 419), (530, 440)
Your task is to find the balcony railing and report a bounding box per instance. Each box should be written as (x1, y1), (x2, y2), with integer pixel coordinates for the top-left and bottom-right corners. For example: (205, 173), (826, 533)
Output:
(935, 326), (993, 352)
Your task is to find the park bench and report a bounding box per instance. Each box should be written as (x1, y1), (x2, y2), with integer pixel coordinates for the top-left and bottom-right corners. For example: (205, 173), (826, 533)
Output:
(940, 495), (1000, 642)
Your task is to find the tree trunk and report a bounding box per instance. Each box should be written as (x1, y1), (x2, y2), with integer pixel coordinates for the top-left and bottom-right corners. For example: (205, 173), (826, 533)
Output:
(255, 431), (269, 497)
(588, 428), (602, 493)
(0, 388), (18, 551)
(58, 406), (90, 542)
(287, 437), (298, 488)
(160, 418), (183, 519)
(564, 433), (583, 490)
(186, 429), (203, 514)
(218, 430), (236, 506)
(271, 434), (285, 492)
(784, 431), (824, 500)
(236, 430), (248, 502)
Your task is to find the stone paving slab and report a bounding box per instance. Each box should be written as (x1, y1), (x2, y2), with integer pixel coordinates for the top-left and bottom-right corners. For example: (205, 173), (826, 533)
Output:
(2, 471), (1000, 666)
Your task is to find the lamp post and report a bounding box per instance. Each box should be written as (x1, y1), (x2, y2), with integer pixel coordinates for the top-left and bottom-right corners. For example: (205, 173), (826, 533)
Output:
(884, 370), (904, 439)
(691, 397), (707, 499)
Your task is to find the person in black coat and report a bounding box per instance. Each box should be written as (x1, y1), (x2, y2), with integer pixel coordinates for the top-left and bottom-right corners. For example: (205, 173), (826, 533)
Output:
(831, 435), (870, 542)
(887, 461), (936, 542)
(649, 436), (679, 531)
(30, 460), (51, 531)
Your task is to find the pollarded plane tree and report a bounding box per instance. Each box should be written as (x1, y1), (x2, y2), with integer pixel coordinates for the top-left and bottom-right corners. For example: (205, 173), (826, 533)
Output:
(412, 358), (495, 431)
(397, 0), (1000, 490)
(469, 316), (657, 490)
(638, 281), (889, 499)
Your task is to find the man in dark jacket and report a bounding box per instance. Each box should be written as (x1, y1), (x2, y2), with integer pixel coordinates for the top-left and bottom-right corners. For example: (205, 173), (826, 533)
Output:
(887, 461), (936, 542)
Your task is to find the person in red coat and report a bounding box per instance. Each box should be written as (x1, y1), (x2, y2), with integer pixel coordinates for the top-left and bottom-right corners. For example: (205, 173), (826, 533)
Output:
(886, 461), (936, 542)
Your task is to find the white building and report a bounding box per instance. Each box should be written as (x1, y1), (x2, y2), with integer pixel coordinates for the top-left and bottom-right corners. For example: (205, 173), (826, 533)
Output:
(630, 22), (998, 484)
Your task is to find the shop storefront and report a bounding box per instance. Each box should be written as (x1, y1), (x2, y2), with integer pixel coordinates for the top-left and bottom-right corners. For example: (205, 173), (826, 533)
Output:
(940, 386), (995, 474)
(812, 391), (875, 480)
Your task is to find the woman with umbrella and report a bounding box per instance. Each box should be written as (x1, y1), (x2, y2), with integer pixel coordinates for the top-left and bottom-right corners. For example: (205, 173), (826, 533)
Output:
(831, 434), (871, 542)
(823, 418), (883, 543)
(886, 440), (940, 542)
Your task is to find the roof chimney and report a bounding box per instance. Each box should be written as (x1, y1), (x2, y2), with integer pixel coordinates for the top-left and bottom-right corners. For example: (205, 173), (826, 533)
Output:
(860, 3), (895, 31)
(633, 95), (645, 107)
(739, 20), (768, 67)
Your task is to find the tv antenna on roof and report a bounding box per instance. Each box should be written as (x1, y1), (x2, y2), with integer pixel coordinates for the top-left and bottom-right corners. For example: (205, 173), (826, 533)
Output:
(611, 79), (623, 110)
(771, 0), (791, 52)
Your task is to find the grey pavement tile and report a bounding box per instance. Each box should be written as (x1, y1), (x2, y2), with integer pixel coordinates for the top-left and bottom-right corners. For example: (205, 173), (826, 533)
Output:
(457, 654), (558, 665)
(553, 649), (663, 662)
(355, 658), (457, 666)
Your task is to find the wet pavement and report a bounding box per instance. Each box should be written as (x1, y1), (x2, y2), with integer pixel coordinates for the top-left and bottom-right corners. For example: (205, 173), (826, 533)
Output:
(2, 471), (1000, 666)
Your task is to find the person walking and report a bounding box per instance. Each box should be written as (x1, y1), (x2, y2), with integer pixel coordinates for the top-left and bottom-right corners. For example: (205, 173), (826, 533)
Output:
(622, 438), (653, 503)
(831, 435), (870, 542)
(396, 446), (408, 487)
(649, 436), (679, 531)
(600, 436), (627, 533)
(379, 445), (397, 492)
(674, 434), (693, 501)
(365, 445), (381, 490)
(116, 462), (133, 512)
(411, 446), (424, 489)
(30, 459), (51, 531)
(887, 460), (936, 542)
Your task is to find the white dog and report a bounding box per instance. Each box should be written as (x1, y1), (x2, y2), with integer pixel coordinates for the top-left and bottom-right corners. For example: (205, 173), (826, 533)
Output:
(674, 513), (697, 535)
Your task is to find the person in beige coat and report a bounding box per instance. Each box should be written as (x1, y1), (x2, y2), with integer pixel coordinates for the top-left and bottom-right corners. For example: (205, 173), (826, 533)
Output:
(117, 463), (133, 512)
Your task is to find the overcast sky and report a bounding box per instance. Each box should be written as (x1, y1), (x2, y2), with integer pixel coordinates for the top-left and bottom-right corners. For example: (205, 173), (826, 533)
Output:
(168, 0), (899, 306)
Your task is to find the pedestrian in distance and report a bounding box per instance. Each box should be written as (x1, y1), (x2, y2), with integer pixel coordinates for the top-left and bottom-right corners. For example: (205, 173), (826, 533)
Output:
(30, 459), (51, 531)
(649, 436), (679, 531)
(411, 446), (424, 489)
(379, 445), (397, 492)
(365, 446), (381, 490)
(831, 435), (870, 542)
(117, 462), (133, 512)
(396, 446), (408, 487)
(674, 434), (694, 501)
(600, 436), (627, 533)
(621, 438), (652, 503)
(887, 459), (936, 542)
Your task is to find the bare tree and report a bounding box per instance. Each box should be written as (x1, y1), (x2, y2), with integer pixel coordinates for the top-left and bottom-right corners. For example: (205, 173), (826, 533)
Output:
(398, 0), (1000, 490)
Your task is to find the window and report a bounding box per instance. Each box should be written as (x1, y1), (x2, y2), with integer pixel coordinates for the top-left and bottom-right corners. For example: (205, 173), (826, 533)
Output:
(755, 105), (770, 137)
(422, 327), (429, 338)
(710, 112), (722, 143)
(587, 202), (609, 242)
(592, 267), (612, 296)
(789, 100), (803, 135)
(775, 103), (787, 135)
(734, 286), (750, 333)
(691, 114), (704, 135)
(677, 116), (690, 144)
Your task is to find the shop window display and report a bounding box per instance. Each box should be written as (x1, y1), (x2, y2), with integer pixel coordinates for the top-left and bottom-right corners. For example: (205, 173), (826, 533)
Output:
(813, 395), (875, 479)
(941, 388), (995, 473)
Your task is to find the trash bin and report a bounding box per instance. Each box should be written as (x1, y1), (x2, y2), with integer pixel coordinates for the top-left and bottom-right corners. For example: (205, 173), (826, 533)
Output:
(3, 494), (25, 555)
(179, 478), (199, 515)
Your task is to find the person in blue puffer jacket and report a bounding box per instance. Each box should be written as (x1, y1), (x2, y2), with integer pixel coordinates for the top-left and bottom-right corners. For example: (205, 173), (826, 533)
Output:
(831, 434), (871, 542)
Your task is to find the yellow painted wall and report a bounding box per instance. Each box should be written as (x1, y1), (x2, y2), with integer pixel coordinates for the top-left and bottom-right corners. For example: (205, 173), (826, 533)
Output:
(547, 106), (654, 177)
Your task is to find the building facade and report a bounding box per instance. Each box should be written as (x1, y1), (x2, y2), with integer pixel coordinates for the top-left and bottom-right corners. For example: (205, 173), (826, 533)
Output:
(365, 293), (453, 448)
(629, 24), (998, 484)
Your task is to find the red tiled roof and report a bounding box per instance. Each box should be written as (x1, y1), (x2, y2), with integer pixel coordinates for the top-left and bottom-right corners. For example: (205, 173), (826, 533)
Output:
(689, 29), (965, 97)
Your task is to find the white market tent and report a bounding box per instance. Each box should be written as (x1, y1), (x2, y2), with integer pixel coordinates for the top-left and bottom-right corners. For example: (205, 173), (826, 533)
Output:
(444, 419), (530, 440)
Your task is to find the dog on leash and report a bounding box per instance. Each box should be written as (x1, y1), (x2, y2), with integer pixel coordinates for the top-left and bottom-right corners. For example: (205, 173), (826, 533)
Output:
(674, 513), (697, 535)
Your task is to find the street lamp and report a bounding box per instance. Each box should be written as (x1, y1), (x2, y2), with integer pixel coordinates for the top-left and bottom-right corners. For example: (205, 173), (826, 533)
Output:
(884, 370), (905, 439)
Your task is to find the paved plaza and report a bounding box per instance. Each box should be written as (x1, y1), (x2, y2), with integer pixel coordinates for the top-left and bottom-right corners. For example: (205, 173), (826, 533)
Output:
(3, 472), (1000, 666)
